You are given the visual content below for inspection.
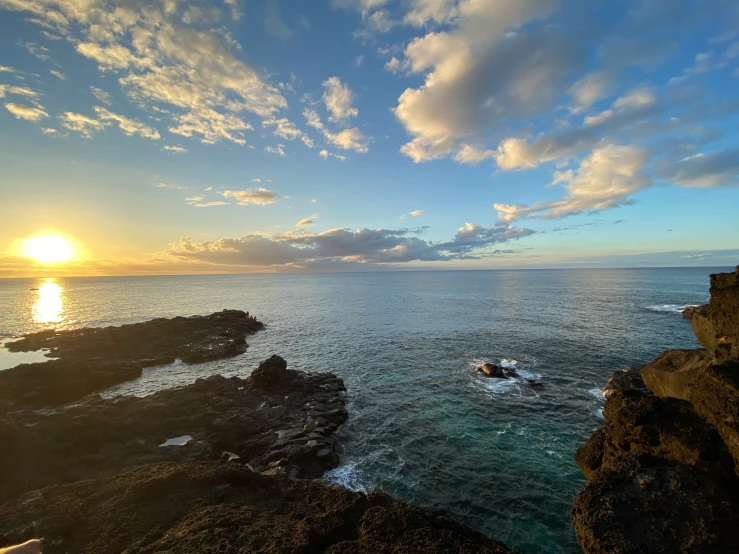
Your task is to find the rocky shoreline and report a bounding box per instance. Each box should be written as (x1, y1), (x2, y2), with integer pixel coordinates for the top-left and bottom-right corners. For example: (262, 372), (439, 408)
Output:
(571, 267), (739, 553)
(0, 311), (518, 553)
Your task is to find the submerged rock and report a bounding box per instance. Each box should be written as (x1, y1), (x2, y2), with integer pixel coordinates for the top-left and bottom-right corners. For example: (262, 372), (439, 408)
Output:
(641, 348), (713, 401)
(0, 356), (347, 502)
(0, 461), (518, 554)
(1, 310), (264, 411)
(476, 362), (519, 379)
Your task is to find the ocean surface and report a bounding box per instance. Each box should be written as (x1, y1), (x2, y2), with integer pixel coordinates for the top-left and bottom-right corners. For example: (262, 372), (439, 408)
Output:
(0, 268), (727, 552)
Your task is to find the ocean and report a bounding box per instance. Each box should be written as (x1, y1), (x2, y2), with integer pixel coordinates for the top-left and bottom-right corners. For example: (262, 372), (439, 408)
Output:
(0, 267), (726, 552)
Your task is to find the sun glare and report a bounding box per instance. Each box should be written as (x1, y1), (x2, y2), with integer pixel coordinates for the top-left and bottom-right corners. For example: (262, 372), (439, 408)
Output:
(23, 236), (76, 263)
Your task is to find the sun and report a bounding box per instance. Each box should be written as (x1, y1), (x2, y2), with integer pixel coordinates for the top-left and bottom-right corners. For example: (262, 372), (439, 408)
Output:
(22, 235), (76, 263)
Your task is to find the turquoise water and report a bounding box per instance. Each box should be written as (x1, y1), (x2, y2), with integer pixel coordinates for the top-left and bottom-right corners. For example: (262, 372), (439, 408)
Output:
(0, 268), (726, 552)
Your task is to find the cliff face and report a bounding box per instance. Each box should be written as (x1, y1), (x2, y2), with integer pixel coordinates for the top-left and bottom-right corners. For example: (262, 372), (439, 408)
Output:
(572, 267), (739, 554)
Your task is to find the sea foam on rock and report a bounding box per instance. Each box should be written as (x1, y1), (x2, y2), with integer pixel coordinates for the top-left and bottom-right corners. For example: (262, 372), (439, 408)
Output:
(572, 266), (739, 553)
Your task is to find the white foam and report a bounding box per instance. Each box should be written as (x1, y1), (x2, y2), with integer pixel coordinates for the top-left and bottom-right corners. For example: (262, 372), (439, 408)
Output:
(588, 388), (605, 400)
(646, 304), (699, 314)
(159, 434), (192, 447)
(323, 462), (368, 494)
(469, 357), (543, 396)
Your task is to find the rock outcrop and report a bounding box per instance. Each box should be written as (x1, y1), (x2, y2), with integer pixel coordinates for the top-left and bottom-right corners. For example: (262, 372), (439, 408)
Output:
(0, 461), (517, 554)
(682, 304), (707, 319)
(0, 355), (347, 502)
(572, 266), (739, 553)
(476, 362), (519, 379)
(1, 310), (263, 411)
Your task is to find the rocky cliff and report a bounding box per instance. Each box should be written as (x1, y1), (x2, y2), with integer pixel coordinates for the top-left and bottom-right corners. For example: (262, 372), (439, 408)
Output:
(572, 267), (739, 553)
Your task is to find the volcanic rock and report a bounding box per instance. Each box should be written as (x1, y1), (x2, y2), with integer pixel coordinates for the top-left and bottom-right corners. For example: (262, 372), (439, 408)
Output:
(0, 356), (347, 502)
(0, 461), (517, 554)
(476, 362), (518, 379)
(682, 304), (707, 319)
(641, 348), (713, 401)
(0, 358), (142, 413)
(6, 309), (263, 366)
(691, 267), (739, 363)
(602, 365), (647, 397)
(572, 457), (739, 554)
(1, 310), (263, 411)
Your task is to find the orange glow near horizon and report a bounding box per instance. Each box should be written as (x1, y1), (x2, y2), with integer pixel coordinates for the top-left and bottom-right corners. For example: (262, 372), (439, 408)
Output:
(22, 235), (77, 264)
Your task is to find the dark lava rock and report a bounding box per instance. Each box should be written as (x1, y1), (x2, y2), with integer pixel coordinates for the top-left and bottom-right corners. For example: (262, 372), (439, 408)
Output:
(0, 461), (517, 554)
(682, 304), (707, 319)
(1, 310), (263, 411)
(602, 365), (647, 397)
(6, 309), (263, 366)
(575, 390), (734, 481)
(690, 359), (739, 473)
(641, 348), (713, 401)
(0, 359), (142, 413)
(476, 362), (518, 379)
(692, 267), (739, 363)
(571, 457), (739, 554)
(0, 356), (347, 502)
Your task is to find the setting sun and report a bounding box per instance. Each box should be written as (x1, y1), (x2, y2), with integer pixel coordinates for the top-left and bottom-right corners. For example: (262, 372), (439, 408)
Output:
(22, 236), (76, 263)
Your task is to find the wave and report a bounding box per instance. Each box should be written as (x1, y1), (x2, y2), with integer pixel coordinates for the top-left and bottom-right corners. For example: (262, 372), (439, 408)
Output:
(469, 357), (542, 397)
(646, 304), (699, 314)
(323, 462), (369, 494)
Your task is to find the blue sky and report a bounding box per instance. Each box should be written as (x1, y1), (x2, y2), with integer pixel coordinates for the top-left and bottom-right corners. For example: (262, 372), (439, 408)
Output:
(0, 0), (738, 276)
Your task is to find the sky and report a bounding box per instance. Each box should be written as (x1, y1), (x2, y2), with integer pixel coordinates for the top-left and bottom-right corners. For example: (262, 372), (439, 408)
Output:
(0, 0), (738, 277)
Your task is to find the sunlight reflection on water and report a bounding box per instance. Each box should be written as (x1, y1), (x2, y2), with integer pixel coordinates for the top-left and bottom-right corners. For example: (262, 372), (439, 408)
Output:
(32, 280), (65, 325)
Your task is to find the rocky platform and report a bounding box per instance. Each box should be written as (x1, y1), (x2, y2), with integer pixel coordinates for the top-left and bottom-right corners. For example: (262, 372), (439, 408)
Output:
(0, 461), (516, 554)
(572, 267), (739, 553)
(0, 355), (347, 502)
(0, 310), (263, 412)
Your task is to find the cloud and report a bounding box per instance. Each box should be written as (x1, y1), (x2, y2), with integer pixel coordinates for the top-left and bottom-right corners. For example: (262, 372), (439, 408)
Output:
(50, 69), (65, 80)
(494, 144), (651, 222)
(93, 106), (160, 139)
(304, 108), (368, 153)
(262, 117), (313, 147)
(42, 127), (57, 135)
(5, 102), (48, 121)
(404, 0), (458, 27)
(3, 0), (288, 147)
(662, 149), (739, 188)
(0, 84), (39, 101)
(156, 182), (190, 190)
(265, 0), (293, 39)
(221, 187), (280, 205)
(494, 87), (657, 170)
(265, 144), (286, 156)
(90, 86), (112, 105)
(319, 149), (329, 159)
(322, 76), (358, 121)
(297, 215), (317, 226)
(569, 71), (614, 113)
(409, 209), (424, 216)
(186, 195), (228, 207)
(392, 0), (571, 162)
(58, 111), (105, 137)
(163, 145), (188, 154)
(333, 0), (388, 15)
(164, 221), (534, 268)
(453, 144), (496, 164)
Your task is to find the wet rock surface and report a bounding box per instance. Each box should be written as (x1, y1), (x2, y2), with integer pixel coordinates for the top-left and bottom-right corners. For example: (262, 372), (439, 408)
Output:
(573, 268), (739, 553)
(2, 310), (263, 411)
(0, 355), (347, 502)
(0, 461), (517, 554)
(476, 362), (519, 379)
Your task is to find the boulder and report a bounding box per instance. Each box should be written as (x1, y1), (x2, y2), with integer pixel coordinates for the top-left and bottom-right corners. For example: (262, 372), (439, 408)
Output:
(602, 365), (647, 397)
(0, 461), (518, 554)
(0, 357), (347, 502)
(0, 359), (142, 413)
(692, 267), (739, 363)
(641, 348), (713, 401)
(476, 362), (519, 379)
(571, 457), (739, 554)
